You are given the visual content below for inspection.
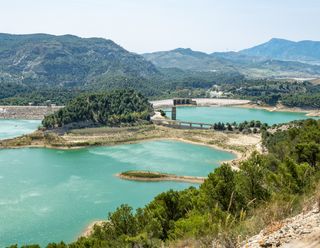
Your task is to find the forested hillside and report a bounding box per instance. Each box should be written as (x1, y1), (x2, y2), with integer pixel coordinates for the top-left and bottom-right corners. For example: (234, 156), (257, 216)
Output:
(0, 33), (159, 86)
(1, 34), (320, 107)
(42, 89), (153, 128)
(142, 48), (237, 72)
(218, 80), (320, 107)
(0, 33), (244, 104)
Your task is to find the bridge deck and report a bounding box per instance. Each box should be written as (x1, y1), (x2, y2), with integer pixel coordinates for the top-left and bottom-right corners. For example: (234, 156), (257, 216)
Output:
(153, 119), (214, 129)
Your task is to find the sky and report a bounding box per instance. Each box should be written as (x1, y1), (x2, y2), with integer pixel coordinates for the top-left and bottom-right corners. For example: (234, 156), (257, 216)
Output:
(1, 0), (320, 53)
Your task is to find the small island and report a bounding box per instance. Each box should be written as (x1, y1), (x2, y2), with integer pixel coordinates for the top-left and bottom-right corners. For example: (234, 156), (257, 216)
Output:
(118, 170), (206, 184)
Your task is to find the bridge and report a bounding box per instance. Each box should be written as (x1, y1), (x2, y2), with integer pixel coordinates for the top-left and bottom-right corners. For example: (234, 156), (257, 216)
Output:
(161, 98), (197, 120)
(152, 119), (214, 130)
(153, 98), (214, 129)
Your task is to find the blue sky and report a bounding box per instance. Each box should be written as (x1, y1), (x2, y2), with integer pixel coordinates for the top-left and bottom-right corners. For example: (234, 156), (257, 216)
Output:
(1, 0), (319, 53)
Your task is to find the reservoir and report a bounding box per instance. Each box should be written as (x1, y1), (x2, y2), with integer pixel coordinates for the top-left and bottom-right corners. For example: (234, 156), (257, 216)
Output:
(0, 105), (315, 246)
(0, 140), (235, 247)
(0, 119), (41, 140)
(166, 106), (314, 125)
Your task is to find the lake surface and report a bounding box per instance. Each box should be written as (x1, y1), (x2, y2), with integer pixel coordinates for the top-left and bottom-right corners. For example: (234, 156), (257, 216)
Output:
(165, 106), (314, 125)
(0, 106), (314, 246)
(0, 140), (235, 247)
(0, 119), (41, 140)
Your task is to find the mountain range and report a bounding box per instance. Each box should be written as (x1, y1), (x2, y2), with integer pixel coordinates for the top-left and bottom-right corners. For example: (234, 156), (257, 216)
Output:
(240, 38), (320, 64)
(0, 33), (159, 87)
(143, 38), (320, 79)
(1, 34), (320, 101)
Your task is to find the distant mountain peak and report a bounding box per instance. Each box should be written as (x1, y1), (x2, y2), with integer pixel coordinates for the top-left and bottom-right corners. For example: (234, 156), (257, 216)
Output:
(172, 47), (193, 52)
(240, 38), (320, 63)
(268, 37), (293, 43)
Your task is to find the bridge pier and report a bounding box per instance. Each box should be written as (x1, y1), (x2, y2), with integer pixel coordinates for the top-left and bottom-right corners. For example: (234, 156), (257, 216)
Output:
(171, 107), (176, 120)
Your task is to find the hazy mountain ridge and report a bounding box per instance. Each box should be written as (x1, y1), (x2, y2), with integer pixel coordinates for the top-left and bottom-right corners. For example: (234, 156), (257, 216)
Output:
(143, 48), (237, 72)
(1, 34), (320, 103)
(0, 33), (245, 100)
(240, 38), (320, 64)
(142, 38), (320, 78)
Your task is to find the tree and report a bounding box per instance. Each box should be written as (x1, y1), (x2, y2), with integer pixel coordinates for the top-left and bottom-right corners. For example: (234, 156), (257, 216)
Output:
(201, 164), (244, 214)
(295, 142), (320, 167)
(109, 204), (137, 236)
(238, 153), (270, 205)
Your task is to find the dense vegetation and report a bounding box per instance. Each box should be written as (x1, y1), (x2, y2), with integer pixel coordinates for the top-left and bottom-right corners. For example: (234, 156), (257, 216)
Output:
(2, 33), (320, 107)
(0, 33), (158, 87)
(14, 119), (320, 248)
(0, 70), (243, 106)
(42, 90), (153, 128)
(211, 120), (268, 133)
(219, 79), (320, 107)
(282, 93), (320, 108)
(0, 33), (245, 105)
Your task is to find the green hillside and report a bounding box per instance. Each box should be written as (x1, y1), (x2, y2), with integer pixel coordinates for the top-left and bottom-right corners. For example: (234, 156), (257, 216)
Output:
(42, 89), (153, 128)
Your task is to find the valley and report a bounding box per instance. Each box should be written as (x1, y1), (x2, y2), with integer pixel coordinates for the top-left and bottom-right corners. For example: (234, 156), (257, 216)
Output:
(0, 26), (320, 248)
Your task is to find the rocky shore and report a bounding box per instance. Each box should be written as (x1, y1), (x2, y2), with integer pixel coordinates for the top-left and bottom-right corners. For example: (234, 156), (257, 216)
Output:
(243, 202), (320, 248)
(0, 105), (63, 120)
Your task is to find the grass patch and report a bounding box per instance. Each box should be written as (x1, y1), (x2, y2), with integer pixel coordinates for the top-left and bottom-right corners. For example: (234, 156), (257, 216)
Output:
(121, 171), (168, 179)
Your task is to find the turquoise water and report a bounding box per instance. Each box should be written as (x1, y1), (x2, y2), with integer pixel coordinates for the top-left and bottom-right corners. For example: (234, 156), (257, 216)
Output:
(0, 119), (41, 140)
(0, 140), (235, 247)
(166, 106), (315, 125)
(1, 105), (314, 246)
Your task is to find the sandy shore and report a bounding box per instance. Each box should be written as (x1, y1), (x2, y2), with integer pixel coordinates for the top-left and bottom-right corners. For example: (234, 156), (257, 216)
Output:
(0, 125), (260, 166)
(80, 220), (105, 238)
(151, 98), (251, 109)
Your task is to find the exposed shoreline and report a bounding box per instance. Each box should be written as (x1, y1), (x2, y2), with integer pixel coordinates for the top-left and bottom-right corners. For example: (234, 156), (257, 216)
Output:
(0, 125), (257, 166)
(117, 171), (206, 184)
(80, 220), (105, 238)
(77, 130), (258, 240)
(151, 98), (251, 109)
(0, 124), (261, 243)
(233, 103), (320, 117)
